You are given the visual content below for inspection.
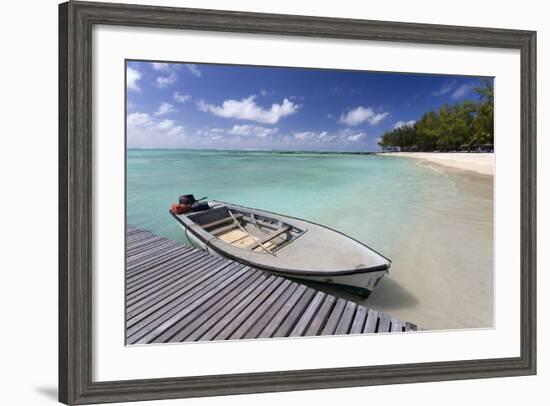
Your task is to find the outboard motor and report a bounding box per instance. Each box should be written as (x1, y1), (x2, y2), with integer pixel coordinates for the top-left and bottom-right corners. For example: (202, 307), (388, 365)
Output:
(172, 194), (209, 214)
(179, 194), (197, 205)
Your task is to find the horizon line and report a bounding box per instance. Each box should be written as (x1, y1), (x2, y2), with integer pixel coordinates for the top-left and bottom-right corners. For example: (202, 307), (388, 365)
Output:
(126, 147), (379, 153)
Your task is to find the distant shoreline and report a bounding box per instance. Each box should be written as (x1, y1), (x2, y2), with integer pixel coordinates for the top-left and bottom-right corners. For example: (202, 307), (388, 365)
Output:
(127, 147), (378, 155)
(127, 148), (495, 176)
(378, 152), (494, 176)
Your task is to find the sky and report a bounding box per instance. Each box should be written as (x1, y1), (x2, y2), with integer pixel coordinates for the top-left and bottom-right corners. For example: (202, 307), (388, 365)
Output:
(126, 60), (490, 151)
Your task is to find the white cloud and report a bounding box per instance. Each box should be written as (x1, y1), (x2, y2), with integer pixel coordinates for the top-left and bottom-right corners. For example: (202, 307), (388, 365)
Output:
(151, 62), (170, 72)
(196, 125), (278, 140)
(394, 120), (416, 129)
(293, 128), (366, 143)
(126, 67), (142, 92)
(319, 132), (337, 142)
(156, 73), (177, 88)
(196, 128), (224, 140)
(127, 112), (153, 127)
(166, 126), (184, 137)
(186, 64), (202, 77)
(451, 83), (473, 99)
(294, 131), (320, 141)
(127, 111), (185, 147)
(293, 131), (337, 142)
(229, 125), (278, 138)
(260, 89), (269, 96)
(339, 128), (367, 142)
(157, 119), (175, 130)
(339, 106), (389, 126)
(433, 80), (457, 96)
(197, 95), (299, 124)
(127, 112), (183, 135)
(345, 132), (365, 142)
(154, 102), (176, 116)
(174, 91), (191, 103)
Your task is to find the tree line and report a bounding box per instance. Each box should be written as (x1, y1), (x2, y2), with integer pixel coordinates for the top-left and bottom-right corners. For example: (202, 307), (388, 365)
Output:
(378, 80), (494, 152)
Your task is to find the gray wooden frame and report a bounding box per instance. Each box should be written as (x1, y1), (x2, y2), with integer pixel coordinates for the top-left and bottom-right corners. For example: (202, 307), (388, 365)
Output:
(59, 1), (536, 404)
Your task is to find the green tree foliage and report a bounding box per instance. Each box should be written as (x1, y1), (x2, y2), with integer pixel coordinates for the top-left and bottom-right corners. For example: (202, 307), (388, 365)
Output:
(471, 79), (494, 146)
(379, 81), (494, 151)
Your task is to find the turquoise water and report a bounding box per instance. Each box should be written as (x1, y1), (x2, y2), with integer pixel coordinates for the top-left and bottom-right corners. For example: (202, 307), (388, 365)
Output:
(127, 149), (434, 252)
(127, 149), (494, 330)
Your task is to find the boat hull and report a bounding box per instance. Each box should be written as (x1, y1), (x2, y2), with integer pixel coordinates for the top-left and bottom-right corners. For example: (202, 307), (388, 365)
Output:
(180, 223), (386, 296)
(183, 226), (221, 256)
(273, 269), (387, 296)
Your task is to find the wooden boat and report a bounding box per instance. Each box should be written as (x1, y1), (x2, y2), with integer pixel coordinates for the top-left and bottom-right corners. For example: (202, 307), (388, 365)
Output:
(170, 199), (390, 296)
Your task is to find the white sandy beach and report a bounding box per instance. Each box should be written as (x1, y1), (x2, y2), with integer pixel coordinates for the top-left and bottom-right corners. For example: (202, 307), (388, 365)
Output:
(379, 152), (494, 176)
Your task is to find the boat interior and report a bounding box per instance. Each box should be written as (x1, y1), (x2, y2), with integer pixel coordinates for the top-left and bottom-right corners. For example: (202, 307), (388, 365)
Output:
(188, 206), (305, 254)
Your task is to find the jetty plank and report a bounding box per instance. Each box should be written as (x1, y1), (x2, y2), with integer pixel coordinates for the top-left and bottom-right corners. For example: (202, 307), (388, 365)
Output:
(213, 277), (285, 341)
(129, 243), (185, 262)
(127, 257), (231, 318)
(390, 317), (404, 332)
(273, 287), (317, 338)
(127, 256), (225, 310)
(335, 301), (357, 335)
(127, 251), (205, 295)
(127, 246), (192, 275)
(304, 295), (336, 336)
(128, 257), (213, 302)
(126, 239), (182, 263)
(129, 264), (248, 344)
(321, 298), (347, 336)
(127, 262), (240, 332)
(125, 227), (416, 343)
(377, 312), (392, 333)
(363, 309), (379, 333)
(149, 269), (256, 344)
(349, 305), (368, 334)
(244, 282), (300, 339)
(257, 284), (308, 338)
(159, 271), (265, 343)
(198, 275), (279, 342)
(229, 278), (293, 340)
(127, 236), (173, 254)
(288, 291), (325, 337)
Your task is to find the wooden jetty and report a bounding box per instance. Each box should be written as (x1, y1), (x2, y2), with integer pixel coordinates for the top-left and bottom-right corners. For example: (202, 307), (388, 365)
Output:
(126, 226), (417, 345)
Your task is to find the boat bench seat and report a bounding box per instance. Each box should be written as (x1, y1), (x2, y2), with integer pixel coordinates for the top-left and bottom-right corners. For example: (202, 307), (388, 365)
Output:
(248, 225), (291, 250)
(212, 222), (240, 236)
(201, 214), (243, 230)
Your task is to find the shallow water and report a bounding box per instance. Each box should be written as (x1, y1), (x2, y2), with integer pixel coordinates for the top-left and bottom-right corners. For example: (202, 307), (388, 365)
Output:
(127, 149), (494, 330)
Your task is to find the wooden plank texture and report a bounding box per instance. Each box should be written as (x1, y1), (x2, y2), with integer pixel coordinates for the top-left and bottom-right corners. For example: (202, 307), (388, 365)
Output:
(125, 227), (417, 343)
